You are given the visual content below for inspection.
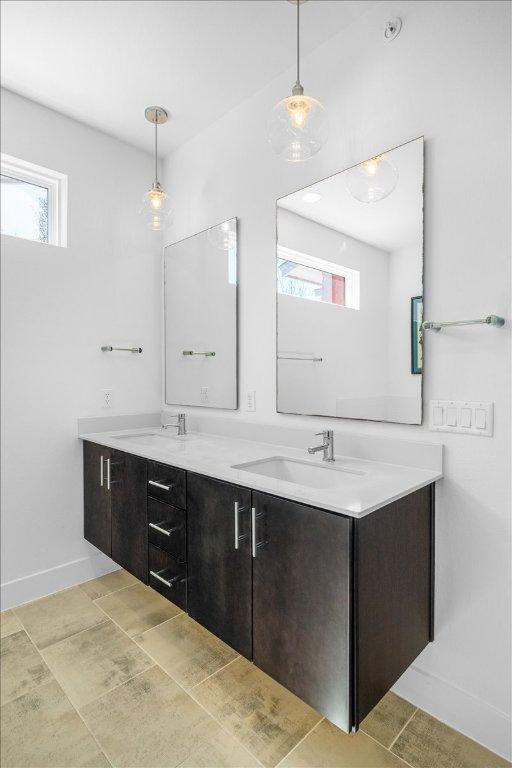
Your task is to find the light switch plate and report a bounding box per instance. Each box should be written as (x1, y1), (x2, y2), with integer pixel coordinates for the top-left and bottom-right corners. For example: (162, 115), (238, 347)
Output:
(429, 400), (494, 436)
(246, 390), (256, 412)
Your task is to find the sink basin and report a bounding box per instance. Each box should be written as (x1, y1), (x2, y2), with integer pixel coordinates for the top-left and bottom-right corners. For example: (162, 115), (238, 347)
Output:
(231, 456), (365, 490)
(114, 431), (195, 446)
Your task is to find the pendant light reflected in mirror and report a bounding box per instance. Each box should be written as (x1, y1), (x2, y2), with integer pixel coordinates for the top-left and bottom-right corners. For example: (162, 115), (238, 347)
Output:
(267, 0), (328, 161)
(345, 154), (399, 203)
(141, 106), (171, 230)
(207, 219), (236, 251)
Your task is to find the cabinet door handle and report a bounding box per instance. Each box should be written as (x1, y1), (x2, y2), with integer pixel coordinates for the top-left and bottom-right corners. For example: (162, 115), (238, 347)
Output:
(148, 480), (174, 491)
(149, 522), (181, 536)
(100, 455), (104, 487)
(150, 570), (180, 588)
(106, 458), (111, 491)
(234, 502), (248, 549)
(251, 507), (257, 557)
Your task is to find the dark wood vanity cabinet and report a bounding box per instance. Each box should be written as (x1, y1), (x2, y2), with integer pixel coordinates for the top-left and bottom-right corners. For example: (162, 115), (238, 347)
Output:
(83, 442), (434, 734)
(187, 473), (253, 659)
(252, 491), (352, 730)
(83, 442), (148, 582)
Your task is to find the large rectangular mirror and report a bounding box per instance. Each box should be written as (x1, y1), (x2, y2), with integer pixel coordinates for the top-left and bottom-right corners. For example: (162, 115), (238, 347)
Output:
(276, 137), (423, 424)
(164, 218), (237, 409)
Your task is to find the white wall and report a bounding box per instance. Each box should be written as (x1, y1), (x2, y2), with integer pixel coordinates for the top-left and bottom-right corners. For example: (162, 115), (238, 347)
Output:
(1, 89), (162, 606)
(162, 1), (511, 758)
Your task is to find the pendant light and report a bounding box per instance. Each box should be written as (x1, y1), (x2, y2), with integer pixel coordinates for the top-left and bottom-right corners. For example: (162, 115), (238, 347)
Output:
(141, 106), (171, 230)
(267, 0), (328, 162)
(345, 154), (398, 203)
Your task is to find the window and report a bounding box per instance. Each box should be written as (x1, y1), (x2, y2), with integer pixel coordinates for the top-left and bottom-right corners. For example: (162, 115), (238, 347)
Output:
(1, 154), (67, 246)
(277, 245), (360, 309)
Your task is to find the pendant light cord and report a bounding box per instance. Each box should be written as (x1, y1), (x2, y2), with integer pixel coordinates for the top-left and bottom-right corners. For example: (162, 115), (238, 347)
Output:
(154, 115), (159, 185)
(296, 0), (300, 87)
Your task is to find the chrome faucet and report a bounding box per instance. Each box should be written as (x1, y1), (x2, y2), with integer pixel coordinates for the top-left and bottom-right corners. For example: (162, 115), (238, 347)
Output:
(308, 430), (334, 462)
(162, 413), (187, 435)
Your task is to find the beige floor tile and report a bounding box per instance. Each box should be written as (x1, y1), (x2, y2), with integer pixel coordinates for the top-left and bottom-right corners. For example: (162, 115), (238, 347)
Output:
(13, 586), (107, 650)
(0, 679), (109, 767)
(79, 569), (137, 601)
(280, 719), (407, 767)
(1, 609), (23, 638)
(391, 709), (511, 768)
(360, 692), (416, 748)
(179, 727), (261, 767)
(95, 582), (182, 637)
(136, 613), (238, 689)
(41, 619), (154, 707)
(80, 665), (229, 768)
(1, 630), (53, 705)
(191, 656), (322, 768)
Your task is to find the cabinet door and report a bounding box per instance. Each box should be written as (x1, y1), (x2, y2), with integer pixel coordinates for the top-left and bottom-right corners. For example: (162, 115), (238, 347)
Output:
(111, 451), (148, 583)
(252, 492), (352, 732)
(83, 441), (111, 557)
(187, 473), (252, 658)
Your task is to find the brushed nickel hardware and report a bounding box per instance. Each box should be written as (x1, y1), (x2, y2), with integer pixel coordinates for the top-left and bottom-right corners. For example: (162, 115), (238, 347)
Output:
(182, 350), (216, 357)
(106, 458), (111, 491)
(251, 507), (265, 558)
(149, 570), (180, 588)
(308, 430), (335, 462)
(162, 413), (186, 435)
(149, 522), (181, 536)
(100, 455), (104, 487)
(278, 355), (323, 362)
(101, 346), (143, 353)
(148, 480), (175, 491)
(234, 502), (249, 550)
(422, 314), (505, 332)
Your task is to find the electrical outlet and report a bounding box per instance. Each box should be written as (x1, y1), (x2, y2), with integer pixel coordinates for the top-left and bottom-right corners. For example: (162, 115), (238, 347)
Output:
(200, 386), (209, 403)
(246, 390), (256, 412)
(102, 389), (113, 409)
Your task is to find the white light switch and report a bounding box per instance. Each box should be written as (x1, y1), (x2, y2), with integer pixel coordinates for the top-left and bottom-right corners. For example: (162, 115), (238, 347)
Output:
(429, 401), (494, 436)
(460, 408), (472, 428)
(475, 408), (487, 430)
(246, 390), (256, 412)
(446, 407), (457, 427)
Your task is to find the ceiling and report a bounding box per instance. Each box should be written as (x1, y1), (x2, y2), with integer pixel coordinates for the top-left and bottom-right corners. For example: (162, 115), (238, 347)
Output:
(278, 138), (424, 252)
(1, 0), (375, 154)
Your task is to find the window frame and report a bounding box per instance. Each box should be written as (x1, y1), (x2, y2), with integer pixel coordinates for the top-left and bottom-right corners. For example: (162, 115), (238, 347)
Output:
(1, 153), (68, 247)
(277, 244), (360, 310)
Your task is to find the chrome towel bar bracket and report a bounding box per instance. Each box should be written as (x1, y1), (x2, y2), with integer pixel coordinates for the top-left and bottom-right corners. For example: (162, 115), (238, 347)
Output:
(422, 314), (505, 332)
(101, 345), (143, 353)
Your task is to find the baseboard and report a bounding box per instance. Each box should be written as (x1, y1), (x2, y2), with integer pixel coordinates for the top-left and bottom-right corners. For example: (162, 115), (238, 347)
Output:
(392, 664), (512, 761)
(1, 553), (119, 610)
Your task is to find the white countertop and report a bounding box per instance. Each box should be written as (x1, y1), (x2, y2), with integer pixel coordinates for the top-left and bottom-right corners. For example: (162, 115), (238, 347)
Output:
(78, 427), (442, 518)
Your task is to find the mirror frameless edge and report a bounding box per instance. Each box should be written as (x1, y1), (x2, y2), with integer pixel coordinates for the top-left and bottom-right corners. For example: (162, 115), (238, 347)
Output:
(164, 217), (238, 410)
(276, 137), (424, 425)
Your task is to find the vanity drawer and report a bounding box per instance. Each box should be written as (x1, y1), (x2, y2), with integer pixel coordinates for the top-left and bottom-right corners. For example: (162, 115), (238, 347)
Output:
(148, 497), (186, 562)
(149, 544), (186, 611)
(147, 461), (186, 508)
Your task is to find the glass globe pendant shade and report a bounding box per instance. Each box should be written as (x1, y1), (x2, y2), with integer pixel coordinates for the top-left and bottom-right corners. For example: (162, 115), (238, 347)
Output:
(267, 91), (328, 162)
(140, 182), (171, 230)
(207, 219), (236, 251)
(345, 155), (398, 203)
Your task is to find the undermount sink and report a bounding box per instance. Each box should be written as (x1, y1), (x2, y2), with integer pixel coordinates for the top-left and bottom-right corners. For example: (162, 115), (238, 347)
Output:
(114, 431), (194, 446)
(231, 456), (365, 490)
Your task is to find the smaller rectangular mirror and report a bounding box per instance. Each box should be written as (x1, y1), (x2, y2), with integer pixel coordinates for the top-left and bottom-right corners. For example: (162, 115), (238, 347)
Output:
(164, 218), (237, 409)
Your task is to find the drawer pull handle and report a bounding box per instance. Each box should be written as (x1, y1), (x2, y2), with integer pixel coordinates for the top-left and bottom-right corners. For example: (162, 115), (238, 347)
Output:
(149, 522), (181, 537)
(148, 480), (174, 492)
(150, 570), (181, 588)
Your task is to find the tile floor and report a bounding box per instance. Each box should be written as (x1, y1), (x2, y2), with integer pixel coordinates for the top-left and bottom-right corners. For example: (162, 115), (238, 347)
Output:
(1, 570), (509, 768)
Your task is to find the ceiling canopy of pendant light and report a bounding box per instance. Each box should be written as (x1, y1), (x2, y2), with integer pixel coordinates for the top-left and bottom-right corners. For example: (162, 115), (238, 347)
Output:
(140, 106), (171, 231)
(267, 0), (328, 162)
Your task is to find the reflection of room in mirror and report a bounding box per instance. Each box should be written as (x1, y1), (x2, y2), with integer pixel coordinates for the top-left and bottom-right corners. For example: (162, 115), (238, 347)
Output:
(164, 218), (237, 409)
(276, 137), (423, 425)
